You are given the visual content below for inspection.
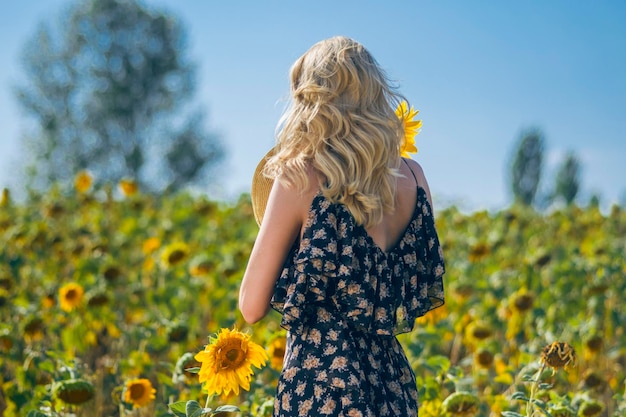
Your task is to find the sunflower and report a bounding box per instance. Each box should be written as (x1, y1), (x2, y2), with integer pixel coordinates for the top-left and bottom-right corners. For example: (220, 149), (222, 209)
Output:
(540, 341), (576, 373)
(123, 378), (156, 408)
(0, 188), (9, 207)
(268, 335), (287, 371)
(74, 170), (93, 193)
(474, 349), (494, 369)
(119, 178), (139, 197)
(395, 100), (422, 157)
(511, 290), (534, 313)
(142, 237), (161, 255)
(468, 242), (490, 263)
(160, 242), (190, 268)
(194, 328), (268, 396)
(578, 400), (603, 417)
(172, 352), (201, 384)
(54, 379), (95, 405)
(59, 283), (84, 312)
(189, 255), (214, 277)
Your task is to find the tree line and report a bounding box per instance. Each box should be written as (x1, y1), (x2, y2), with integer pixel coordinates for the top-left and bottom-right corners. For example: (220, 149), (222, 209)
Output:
(509, 127), (584, 209)
(15, 0), (223, 193)
(14, 0), (586, 207)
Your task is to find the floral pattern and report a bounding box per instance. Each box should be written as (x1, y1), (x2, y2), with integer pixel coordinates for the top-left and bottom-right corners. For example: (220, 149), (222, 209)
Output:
(271, 185), (445, 416)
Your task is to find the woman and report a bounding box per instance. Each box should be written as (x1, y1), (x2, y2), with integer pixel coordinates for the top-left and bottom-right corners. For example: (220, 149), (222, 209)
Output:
(239, 36), (445, 416)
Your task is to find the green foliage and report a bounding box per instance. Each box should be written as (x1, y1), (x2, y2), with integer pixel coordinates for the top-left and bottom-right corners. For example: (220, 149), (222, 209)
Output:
(15, 0), (223, 191)
(554, 152), (581, 206)
(1, 181), (625, 416)
(510, 128), (545, 206)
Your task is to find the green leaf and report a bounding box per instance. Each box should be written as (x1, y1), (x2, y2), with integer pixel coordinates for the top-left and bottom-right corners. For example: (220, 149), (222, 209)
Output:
(511, 391), (529, 401)
(186, 400), (212, 417)
(425, 355), (450, 373)
(38, 359), (56, 374)
(214, 405), (240, 413)
(531, 398), (547, 410)
(501, 412), (525, 417)
(186, 400), (203, 416)
(538, 382), (553, 390)
(185, 366), (201, 374)
(168, 401), (188, 417)
(26, 411), (48, 417)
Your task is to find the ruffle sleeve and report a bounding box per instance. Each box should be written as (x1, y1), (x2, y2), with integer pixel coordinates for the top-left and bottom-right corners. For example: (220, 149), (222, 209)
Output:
(395, 189), (445, 330)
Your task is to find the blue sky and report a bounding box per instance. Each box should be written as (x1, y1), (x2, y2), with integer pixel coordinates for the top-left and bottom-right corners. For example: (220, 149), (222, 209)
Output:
(1, 1), (625, 210)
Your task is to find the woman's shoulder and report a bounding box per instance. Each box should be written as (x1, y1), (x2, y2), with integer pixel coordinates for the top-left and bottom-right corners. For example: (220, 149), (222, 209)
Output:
(401, 158), (433, 208)
(402, 158), (426, 186)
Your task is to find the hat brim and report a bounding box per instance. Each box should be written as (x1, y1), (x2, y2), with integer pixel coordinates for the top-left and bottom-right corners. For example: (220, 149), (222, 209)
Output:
(251, 147), (276, 226)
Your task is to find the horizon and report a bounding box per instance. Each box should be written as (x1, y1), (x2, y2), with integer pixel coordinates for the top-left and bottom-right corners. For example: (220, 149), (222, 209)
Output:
(1, 1), (625, 211)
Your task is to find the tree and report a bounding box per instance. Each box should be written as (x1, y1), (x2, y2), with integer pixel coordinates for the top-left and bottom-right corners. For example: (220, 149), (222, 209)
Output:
(15, 0), (223, 191)
(509, 128), (545, 206)
(554, 151), (581, 206)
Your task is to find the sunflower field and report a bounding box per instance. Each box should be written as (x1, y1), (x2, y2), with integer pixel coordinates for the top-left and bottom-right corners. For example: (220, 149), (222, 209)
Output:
(0, 177), (625, 417)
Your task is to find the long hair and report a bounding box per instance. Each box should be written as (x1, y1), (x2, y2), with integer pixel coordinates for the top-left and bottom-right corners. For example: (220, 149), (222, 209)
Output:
(264, 36), (407, 228)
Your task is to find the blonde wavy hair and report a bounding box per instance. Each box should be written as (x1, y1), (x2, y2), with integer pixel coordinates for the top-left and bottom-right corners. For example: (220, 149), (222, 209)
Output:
(264, 36), (407, 228)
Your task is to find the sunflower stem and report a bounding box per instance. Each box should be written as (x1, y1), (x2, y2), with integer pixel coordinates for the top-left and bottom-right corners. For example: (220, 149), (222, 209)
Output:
(204, 394), (213, 411)
(526, 362), (546, 416)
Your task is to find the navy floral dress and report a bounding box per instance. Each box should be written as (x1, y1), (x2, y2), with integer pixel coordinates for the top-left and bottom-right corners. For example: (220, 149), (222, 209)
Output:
(271, 184), (445, 417)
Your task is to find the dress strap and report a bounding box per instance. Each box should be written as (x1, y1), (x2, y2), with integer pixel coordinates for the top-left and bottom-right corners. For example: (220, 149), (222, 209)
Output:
(402, 158), (419, 188)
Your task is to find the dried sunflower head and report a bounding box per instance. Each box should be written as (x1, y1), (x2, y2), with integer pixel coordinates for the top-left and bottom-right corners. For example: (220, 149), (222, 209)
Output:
(540, 341), (576, 373)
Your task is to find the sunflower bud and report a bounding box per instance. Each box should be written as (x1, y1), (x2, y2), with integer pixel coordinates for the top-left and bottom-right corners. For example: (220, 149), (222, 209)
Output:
(441, 391), (480, 416)
(54, 379), (95, 405)
(578, 400), (603, 417)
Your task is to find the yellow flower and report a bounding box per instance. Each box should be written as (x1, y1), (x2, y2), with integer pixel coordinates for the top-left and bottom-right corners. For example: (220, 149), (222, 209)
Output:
(59, 283), (84, 312)
(119, 178), (139, 196)
(194, 328), (268, 397)
(142, 237), (161, 255)
(474, 348), (494, 369)
(42, 293), (56, 309)
(189, 255), (214, 277)
(123, 378), (156, 408)
(0, 188), (9, 207)
(74, 170), (93, 193)
(578, 400), (603, 417)
(268, 335), (287, 371)
(395, 100), (422, 157)
(160, 242), (190, 268)
(510, 289), (534, 313)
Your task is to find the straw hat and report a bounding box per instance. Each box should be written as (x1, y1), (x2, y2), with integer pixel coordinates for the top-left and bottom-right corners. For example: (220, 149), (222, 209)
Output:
(251, 147), (276, 226)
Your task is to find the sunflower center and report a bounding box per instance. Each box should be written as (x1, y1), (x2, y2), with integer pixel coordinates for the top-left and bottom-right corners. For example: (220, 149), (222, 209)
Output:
(66, 289), (78, 301)
(129, 383), (145, 400)
(217, 340), (246, 370)
(168, 250), (186, 264)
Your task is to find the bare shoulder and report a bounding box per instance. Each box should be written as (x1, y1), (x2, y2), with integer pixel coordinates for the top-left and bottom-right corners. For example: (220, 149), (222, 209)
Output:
(402, 158), (434, 208)
(271, 162), (320, 221)
(403, 158), (428, 188)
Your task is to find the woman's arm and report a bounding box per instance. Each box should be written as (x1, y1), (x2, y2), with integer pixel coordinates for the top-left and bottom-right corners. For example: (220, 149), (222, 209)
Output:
(239, 179), (308, 324)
